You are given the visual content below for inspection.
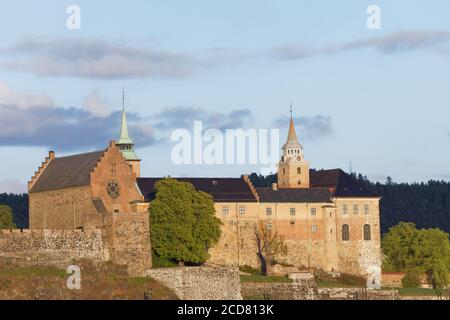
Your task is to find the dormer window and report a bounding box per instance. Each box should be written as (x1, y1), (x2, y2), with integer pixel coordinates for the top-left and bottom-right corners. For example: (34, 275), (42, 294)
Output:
(212, 180), (218, 186)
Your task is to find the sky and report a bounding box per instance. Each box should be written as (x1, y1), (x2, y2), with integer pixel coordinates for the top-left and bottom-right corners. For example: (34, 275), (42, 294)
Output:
(1, 0), (450, 193)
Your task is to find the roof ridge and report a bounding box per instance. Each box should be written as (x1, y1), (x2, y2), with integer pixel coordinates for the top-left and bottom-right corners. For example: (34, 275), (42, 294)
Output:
(55, 149), (105, 160)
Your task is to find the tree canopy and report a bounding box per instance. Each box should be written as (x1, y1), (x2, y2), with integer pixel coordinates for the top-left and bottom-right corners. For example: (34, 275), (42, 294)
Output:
(0, 193), (28, 228)
(382, 222), (450, 289)
(149, 178), (222, 265)
(0, 205), (17, 229)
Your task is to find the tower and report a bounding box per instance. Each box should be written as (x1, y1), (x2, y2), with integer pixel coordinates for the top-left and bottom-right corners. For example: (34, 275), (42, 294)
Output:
(277, 106), (310, 188)
(116, 89), (141, 177)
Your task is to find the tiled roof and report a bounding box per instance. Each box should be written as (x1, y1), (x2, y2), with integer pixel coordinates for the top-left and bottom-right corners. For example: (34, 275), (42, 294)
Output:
(310, 169), (380, 197)
(30, 150), (104, 193)
(256, 187), (332, 203)
(137, 177), (258, 202)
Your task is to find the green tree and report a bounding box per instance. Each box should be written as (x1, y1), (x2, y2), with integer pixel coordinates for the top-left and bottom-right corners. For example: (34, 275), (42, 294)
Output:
(0, 205), (16, 229)
(382, 222), (450, 290)
(149, 178), (222, 265)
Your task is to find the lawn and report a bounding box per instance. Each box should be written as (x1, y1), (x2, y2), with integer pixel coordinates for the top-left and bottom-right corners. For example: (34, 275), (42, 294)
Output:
(240, 274), (293, 283)
(397, 287), (441, 297)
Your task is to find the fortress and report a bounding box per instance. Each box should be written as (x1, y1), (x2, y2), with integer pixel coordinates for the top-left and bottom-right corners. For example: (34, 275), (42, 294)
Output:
(0, 104), (381, 277)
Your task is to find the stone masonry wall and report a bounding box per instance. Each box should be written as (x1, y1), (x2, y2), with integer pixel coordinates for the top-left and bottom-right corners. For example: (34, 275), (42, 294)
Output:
(318, 288), (399, 300)
(241, 273), (317, 300)
(103, 209), (152, 276)
(0, 229), (105, 267)
(146, 267), (242, 300)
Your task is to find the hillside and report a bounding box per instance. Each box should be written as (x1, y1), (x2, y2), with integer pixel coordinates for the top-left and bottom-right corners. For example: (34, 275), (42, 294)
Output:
(0, 260), (177, 300)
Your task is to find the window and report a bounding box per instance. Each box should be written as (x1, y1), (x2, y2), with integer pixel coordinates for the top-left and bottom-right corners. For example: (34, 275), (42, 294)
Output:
(111, 164), (117, 173)
(297, 167), (301, 174)
(266, 207), (272, 216)
(298, 180), (301, 185)
(353, 204), (359, 214)
(310, 208), (317, 216)
(364, 224), (371, 241)
(343, 204), (348, 215)
(282, 168), (286, 175)
(290, 208), (296, 215)
(364, 204), (369, 215)
(212, 180), (219, 186)
(266, 222), (273, 230)
(342, 224), (350, 241)
(239, 206), (245, 214)
(311, 225), (318, 233)
(222, 206), (229, 214)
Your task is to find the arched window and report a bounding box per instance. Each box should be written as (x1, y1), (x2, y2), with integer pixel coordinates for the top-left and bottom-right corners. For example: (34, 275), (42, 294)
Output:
(297, 167), (301, 174)
(282, 168), (286, 175)
(364, 224), (371, 241)
(342, 224), (350, 241)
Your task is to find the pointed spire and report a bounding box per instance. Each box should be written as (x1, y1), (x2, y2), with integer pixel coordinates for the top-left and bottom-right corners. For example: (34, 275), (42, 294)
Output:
(118, 88), (133, 145)
(286, 103), (300, 145)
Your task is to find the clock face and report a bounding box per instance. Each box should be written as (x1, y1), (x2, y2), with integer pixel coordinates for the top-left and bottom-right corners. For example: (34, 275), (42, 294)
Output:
(297, 156), (302, 161)
(106, 181), (120, 198)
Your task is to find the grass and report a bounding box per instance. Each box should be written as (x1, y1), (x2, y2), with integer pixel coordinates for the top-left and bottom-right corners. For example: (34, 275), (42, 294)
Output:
(0, 261), (178, 300)
(397, 287), (441, 297)
(0, 265), (66, 278)
(315, 278), (364, 288)
(240, 274), (293, 283)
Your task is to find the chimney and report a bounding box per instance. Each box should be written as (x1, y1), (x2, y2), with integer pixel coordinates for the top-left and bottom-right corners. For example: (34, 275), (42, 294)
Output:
(272, 183), (278, 191)
(49, 150), (55, 159)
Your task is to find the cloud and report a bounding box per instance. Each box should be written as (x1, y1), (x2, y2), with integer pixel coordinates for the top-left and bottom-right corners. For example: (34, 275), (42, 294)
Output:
(0, 81), (54, 108)
(83, 88), (111, 117)
(0, 84), (157, 151)
(272, 115), (334, 141)
(0, 84), (256, 152)
(271, 30), (450, 60)
(153, 106), (254, 131)
(0, 178), (27, 194)
(0, 37), (196, 79)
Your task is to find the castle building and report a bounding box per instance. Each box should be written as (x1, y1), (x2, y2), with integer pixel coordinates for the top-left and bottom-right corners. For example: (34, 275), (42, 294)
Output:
(12, 102), (380, 277)
(138, 110), (382, 276)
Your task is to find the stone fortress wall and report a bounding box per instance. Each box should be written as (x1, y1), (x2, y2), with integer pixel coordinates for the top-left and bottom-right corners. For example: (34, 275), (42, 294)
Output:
(146, 267), (242, 300)
(0, 229), (105, 267)
(0, 205), (151, 276)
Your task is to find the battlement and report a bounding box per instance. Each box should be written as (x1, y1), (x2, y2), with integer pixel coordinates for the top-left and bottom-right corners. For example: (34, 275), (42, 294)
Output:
(0, 228), (100, 235)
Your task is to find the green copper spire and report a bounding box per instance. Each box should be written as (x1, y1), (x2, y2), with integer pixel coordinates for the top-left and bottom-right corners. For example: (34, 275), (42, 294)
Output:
(116, 88), (140, 161)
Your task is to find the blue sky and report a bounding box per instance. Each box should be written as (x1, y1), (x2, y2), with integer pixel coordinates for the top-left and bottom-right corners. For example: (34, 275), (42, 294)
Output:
(1, 1), (450, 193)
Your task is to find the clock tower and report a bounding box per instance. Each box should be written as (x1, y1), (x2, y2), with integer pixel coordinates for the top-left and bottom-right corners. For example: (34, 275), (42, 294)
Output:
(277, 107), (310, 188)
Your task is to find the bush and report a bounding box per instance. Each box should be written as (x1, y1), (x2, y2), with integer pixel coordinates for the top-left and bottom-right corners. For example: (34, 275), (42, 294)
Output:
(239, 265), (261, 275)
(402, 271), (421, 288)
(151, 251), (178, 268)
